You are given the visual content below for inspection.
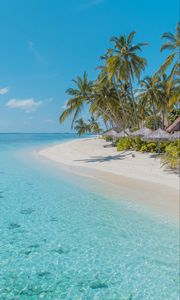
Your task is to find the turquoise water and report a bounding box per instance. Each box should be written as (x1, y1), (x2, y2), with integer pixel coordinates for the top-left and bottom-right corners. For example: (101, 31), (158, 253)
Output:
(0, 134), (179, 300)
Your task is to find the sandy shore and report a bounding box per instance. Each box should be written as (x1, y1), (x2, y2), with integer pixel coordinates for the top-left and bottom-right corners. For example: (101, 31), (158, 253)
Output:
(38, 138), (179, 221)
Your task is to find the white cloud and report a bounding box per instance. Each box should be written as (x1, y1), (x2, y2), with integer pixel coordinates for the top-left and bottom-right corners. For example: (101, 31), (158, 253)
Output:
(0, 87), (9, 95)
(6, 98), (42, 112)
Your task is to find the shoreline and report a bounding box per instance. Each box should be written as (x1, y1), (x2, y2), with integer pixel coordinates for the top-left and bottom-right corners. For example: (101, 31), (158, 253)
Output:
(37, 138), (179, 222)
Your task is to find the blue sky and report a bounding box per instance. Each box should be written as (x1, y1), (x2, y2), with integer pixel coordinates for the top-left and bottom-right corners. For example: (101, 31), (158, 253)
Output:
(0, 0), (178, 132)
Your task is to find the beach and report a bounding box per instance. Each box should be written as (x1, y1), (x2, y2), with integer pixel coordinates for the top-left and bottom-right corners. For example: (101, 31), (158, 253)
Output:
(38, 137), (179, 221)
(1, 2), (179, 298)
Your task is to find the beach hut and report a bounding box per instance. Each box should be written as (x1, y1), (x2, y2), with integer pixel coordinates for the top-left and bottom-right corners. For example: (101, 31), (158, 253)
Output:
(166, 117), (180, 133)
(131, 127), (153, 137)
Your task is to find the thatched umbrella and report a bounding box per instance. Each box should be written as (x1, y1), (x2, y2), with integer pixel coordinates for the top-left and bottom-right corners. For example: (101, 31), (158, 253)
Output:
(115, 128), (131, 138)
(102, 129), (119, 146)
(170, 131), (180, 141)
(131, 127), (153, 137)
(144, 128), (170, 154)
(144, 128), (170, 140)
(103, 129), (118, 137)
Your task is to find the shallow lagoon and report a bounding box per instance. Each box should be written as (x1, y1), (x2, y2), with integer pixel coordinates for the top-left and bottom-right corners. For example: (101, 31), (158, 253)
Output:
(0, 134), (179, 300)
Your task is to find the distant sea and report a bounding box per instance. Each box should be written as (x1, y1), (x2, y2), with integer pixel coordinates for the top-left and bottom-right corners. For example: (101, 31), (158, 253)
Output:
(0, 133), (179, 300)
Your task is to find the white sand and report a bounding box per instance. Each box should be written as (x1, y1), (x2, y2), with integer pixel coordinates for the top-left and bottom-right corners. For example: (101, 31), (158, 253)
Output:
(38, 138), (179, 220)
(39, 138), (179, 189)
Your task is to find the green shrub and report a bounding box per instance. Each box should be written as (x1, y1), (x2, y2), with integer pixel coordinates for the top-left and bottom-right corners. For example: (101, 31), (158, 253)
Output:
(162, 140), (180, 169)
(140, 144), (148, 152)
(159, 141), (170, 153)
(117, 137), (133, 151)
(103, 136), (113, 142)
(146, 142), (157, 153)
(116, 137), (177, 159)
(117, 137), (144, 151)
(140, 141), (169, 153)
(131, 127), (139, 132)
(131, 137), (143, 151)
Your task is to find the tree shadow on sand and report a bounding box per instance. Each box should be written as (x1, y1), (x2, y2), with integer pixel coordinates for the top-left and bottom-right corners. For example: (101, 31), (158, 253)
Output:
(74, 151), (132, 163)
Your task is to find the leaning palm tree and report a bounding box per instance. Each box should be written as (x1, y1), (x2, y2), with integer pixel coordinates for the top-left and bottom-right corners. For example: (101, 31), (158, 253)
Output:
(90, 81), (123, 128)
(158, 22), (180, 90)
(59, 72), (93, 128)
(106, 32), (148, 128)
(59, 72), (122, 130)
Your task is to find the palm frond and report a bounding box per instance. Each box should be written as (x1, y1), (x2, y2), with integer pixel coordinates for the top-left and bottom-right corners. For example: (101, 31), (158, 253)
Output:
(160, 42), (176, 52)
(158, 53), (175, 74)
(127, 31), (136, 44)
(59, 107), (73, 124)
(161, 32), (176, 42)
(168, 93), (180, 108)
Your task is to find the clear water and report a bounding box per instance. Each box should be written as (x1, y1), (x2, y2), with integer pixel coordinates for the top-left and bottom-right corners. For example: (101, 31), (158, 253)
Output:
(0, 134), (179, 300)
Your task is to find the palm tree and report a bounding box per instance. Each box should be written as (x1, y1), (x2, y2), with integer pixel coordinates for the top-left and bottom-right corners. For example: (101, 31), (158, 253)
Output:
(59, 72), (93, 128)
(74, 118), (89, 136)
(137, 76), (160, 130)
(136, 95), (151, 128)
(156, 73), (173, 129)
(137, 74), (179, 129)
(155, 74), (180, 128)
(97, 59), (139, 130)
(59, 72), (120, 129)
(59, 29), (179, 135)
(88, 115), (102, 134)
(158, 22), (180, 90)
(106, 32), (148, 128)
(90, 81), (122, 128)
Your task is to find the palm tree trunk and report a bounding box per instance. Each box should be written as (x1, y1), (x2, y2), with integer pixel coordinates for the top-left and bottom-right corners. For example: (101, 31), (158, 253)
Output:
(113, 77), (127, 130)
(129, 77), (140, 129)
(87, 95), (116, 126)
(162, 111), (165, 129)
(106, 103), (122, 129)
(90, 98), (120, 128)
(97, 106), (116, 126)
(163, 109), (169, 128)
(152, 103), (158, 130)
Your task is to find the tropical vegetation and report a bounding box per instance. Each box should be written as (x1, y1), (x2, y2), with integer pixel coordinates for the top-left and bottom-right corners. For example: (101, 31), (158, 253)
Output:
(59, 23), (179, 134)
(162, 140), (180, 169)
(59, 24), (180, 168)
(116, 137), (179, 169)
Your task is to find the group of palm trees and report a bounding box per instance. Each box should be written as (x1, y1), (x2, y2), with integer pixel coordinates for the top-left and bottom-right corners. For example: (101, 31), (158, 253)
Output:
(59, 23), (180, 135)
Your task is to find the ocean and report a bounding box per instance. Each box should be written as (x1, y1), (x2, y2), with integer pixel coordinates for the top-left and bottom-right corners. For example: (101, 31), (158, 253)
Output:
(0, 133), (179, 300)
